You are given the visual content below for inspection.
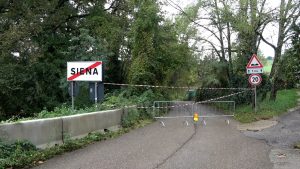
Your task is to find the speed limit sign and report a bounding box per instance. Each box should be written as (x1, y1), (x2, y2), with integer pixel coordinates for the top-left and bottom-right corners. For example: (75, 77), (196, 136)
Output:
(248, 74), (262, 86)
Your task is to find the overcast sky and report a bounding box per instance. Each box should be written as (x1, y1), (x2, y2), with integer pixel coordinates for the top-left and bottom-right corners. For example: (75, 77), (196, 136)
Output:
(160, 0), (281, 58)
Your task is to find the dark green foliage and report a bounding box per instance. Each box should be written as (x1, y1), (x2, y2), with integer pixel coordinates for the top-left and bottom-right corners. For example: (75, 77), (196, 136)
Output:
(0, 63), (65, 119)
(122, 108), (140, 128)
(128, 0), (161, 85)
(195, 55), (271, 105)
(0, 140), (37, 168)
(0, 0), (197, 120)
(128, 0), (197, 92)
(279, 24), (300, 89)
(0, 140), (36, 159)
(0, 0), (125, 120)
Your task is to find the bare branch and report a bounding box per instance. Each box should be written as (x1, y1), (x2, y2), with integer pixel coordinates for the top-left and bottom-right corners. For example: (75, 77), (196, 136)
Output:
(257, 30), (277, 50)
(193, 37), (222, 59)
(166, 0), (221, 42)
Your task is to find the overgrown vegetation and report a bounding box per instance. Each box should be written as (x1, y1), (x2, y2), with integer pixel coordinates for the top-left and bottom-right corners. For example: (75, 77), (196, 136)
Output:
(0, 89), (164, 123)
(234, 89), (299, 123)
(295, 142), (300, 149)
(0, 0), (198, 121)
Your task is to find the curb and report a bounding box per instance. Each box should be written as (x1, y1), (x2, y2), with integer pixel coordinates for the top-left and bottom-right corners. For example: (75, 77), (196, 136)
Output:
(237, 120), (278, 131)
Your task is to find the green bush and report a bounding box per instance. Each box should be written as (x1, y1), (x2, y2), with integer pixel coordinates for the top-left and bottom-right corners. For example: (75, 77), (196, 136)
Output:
(195, 73), (271, 105)
(121, 108), (140, 128)
(0, 140), (38, 168)
(0, 89), (165, 124)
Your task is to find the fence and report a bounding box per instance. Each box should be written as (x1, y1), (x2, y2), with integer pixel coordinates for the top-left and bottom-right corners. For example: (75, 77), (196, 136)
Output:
(153, 100), (235, 116)
(152, 100), (235, 126)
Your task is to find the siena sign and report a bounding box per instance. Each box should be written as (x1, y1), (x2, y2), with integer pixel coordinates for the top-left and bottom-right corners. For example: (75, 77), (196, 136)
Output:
(67, 61), (102, 81)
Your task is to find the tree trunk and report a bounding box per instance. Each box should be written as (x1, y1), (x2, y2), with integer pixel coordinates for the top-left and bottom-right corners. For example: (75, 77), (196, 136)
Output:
(270, 60), (280, 101)
(269, 0), (286, 100)
(269, 49), (282, 100)
(270, 77), (278, 101)
(226, 22), (234, 83)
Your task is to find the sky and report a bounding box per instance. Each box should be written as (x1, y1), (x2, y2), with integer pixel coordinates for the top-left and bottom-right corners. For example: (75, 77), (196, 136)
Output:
(160, 0), (281, 58)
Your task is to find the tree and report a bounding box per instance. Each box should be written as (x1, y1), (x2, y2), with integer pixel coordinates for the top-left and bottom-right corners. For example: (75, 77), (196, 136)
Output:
(280, 23), (300, 88)
(127, 0), (160, 85)
(0, 0), (82, 117)
(258, 0), (300, 100)
(0, 0), (130, 118)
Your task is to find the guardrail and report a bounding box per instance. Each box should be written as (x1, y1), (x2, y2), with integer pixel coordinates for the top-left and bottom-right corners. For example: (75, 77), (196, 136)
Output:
(0, 108), (125, 149)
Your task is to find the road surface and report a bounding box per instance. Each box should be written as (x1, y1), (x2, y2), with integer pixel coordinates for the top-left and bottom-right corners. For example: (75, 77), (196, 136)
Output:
(243, 107), (300, 169)
(34, 104), (272, 169)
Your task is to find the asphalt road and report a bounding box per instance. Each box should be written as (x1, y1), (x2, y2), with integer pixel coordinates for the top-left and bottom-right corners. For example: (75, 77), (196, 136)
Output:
(244, 108), (300, 148)
(243, 108), (300, 169)
(34, 104), (272, 169)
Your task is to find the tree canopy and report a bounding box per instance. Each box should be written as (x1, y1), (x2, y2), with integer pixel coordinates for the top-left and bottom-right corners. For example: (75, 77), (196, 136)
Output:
(0, 0), (299, 120)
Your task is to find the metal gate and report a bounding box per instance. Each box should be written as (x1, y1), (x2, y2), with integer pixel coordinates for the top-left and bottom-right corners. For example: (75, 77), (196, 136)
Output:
(153, 100), (235, 127)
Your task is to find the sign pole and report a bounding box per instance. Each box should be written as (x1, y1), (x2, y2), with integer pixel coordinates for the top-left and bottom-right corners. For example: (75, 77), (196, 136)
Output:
(246, 54), (263, 113)
(254, 85), (257, 113)
(71, 81), (74, 110)
(95, 82), (98, 107)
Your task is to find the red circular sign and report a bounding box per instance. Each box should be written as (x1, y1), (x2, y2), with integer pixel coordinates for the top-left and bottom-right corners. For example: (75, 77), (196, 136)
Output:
(248, 74), (262, 86)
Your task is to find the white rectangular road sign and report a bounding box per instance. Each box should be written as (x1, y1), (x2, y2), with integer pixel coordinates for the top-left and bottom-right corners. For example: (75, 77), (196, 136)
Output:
(67, 61), (102, 81)
(247, 68), (263, 74)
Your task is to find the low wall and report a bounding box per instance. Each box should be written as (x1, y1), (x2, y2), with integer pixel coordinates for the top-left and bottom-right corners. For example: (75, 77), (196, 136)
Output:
(0, 109), (124, 148)
(62, 109), (123, 139)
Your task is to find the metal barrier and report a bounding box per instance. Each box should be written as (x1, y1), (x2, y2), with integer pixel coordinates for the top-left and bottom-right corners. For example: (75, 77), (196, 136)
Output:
(153, 100), (235, 127)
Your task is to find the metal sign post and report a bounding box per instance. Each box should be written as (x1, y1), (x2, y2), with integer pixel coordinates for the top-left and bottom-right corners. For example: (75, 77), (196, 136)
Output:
(95, 82), (98, 107)
(254, 85), (257, 113)
(68, 81), (79, 110)
(71, 81), (74, 110)
(67, 61), (104, 106)
(248, 74), (262, 113)
(246, 54), (263, 113)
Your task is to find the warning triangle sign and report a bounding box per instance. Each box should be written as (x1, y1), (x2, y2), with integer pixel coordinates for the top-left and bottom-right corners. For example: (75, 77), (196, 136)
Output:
(246, 54), (263, 68)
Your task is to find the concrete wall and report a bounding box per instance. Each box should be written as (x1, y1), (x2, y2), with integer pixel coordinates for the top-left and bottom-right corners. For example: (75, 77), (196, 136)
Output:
(0, 109), (124, 148)
(62, 109), (123, 139)
(0, 117), (63, 148)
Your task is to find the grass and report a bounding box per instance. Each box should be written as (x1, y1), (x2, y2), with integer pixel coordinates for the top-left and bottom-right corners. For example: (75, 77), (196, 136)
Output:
(234, 89), (299, 123)
(0, 119), (153, 169)
(0, 104), (121, 124)
(263, 60), (273, 73)
(295, 142), (300, 149)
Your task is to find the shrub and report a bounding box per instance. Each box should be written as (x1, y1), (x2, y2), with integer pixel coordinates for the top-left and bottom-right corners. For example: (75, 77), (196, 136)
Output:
(0, 140), (38, 168)
(121, 108), (140, 128)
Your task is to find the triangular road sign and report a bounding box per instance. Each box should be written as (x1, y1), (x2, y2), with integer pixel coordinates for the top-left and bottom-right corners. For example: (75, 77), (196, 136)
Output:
(246, 54), (263, 68)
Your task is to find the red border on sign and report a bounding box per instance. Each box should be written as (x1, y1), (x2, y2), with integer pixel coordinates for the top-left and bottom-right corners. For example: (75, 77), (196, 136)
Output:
(67, 61), (102, 81)
(248, 74), (262, 86)
(246, 54), (264, 69)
